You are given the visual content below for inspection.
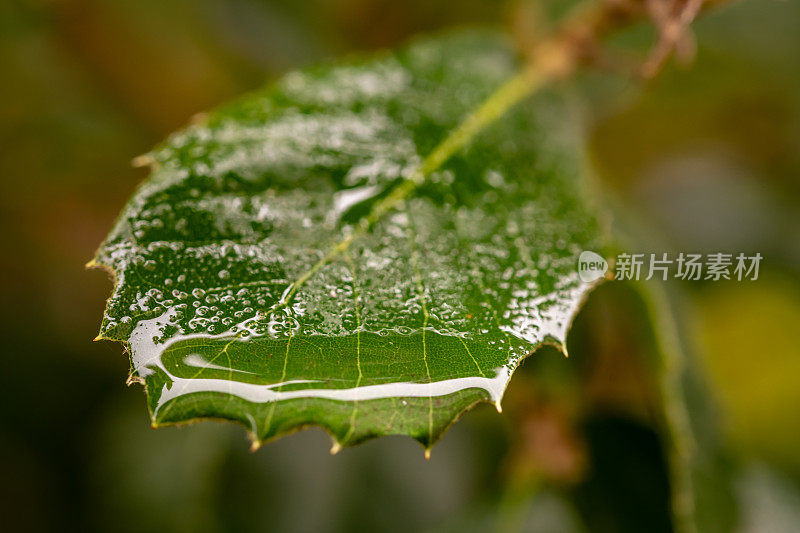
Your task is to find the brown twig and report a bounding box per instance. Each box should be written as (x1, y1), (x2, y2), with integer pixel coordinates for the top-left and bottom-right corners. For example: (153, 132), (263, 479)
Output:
(518, 0), (728, 82)
(640, 0), (706, 78)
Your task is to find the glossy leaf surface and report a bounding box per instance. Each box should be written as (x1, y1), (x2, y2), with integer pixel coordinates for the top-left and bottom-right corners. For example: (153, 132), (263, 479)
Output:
(94, 31), (605, 450)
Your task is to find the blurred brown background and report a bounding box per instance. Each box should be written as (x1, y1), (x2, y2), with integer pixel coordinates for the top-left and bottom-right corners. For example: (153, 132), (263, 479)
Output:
(1, 0), (799, 531)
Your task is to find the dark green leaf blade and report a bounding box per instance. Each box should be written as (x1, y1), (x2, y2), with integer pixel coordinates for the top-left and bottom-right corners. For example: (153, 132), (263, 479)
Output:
(94, 31), (606, 450)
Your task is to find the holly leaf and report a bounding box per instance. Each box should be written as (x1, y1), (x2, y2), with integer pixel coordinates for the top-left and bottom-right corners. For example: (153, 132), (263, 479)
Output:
(93, 31), (606, 452)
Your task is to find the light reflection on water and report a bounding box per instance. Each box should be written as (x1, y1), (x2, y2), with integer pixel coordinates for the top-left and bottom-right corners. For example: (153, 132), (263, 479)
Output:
(154, 366), (512, 416)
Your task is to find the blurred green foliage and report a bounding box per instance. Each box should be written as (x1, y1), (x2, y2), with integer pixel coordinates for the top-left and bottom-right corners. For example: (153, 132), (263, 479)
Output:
(1, 0), (799, 531)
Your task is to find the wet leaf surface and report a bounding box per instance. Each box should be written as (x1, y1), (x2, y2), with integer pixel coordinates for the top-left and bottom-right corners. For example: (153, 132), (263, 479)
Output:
(94, 31), (606, 450)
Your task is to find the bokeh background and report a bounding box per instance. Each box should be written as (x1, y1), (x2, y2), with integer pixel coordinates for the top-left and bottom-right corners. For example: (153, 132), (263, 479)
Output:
(1, 0), (799, 531)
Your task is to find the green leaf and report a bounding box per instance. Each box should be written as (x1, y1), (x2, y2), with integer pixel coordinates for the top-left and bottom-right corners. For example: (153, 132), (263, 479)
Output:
(93, 31), (606, 451)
